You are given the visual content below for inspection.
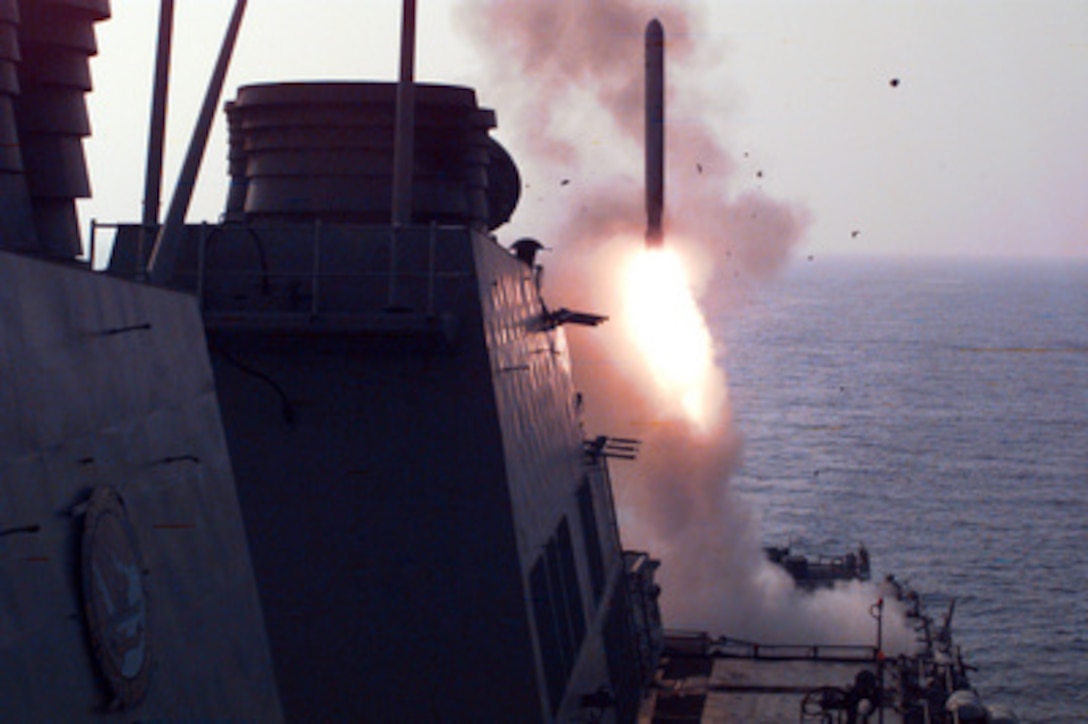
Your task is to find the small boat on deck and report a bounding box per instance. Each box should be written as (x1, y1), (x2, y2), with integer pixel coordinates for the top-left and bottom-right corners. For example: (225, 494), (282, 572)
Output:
(765, 543), (872, 590)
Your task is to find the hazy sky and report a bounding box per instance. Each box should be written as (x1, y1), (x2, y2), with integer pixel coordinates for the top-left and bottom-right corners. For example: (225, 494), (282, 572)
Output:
(79, 0), (1088, 260)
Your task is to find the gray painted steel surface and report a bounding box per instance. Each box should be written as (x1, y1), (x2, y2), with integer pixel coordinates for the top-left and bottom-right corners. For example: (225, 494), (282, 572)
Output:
(3, 3), (654, 710)
(170, 220), (636, 719)
(0, 251), (282, 719)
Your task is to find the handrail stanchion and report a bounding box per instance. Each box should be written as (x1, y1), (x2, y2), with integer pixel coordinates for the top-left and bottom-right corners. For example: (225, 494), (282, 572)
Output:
(311, 218), (322, 319)
(196, 222), (207, 310)
(88, 218), (97, 270)
(427, 222), (436, 316)
(387, 226), (399, 309)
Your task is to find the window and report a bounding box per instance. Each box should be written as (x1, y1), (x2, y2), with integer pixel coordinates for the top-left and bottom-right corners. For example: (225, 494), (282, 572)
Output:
(577, 480), (607, 602)
(530, 516), (587, 714)
(530, 557), (565, 712)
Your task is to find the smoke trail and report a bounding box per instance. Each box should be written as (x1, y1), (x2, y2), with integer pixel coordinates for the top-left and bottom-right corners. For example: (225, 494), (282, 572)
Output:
(460, 0), (913, 652)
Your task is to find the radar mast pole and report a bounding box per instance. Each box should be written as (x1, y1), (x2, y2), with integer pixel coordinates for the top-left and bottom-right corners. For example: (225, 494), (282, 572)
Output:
(147, 0), (248, 284)
(138, 0), (174, 278)
(391, 0), (418, 226)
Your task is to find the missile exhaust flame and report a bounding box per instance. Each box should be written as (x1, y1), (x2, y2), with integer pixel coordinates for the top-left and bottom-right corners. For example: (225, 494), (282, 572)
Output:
(620, 243), (724, 434)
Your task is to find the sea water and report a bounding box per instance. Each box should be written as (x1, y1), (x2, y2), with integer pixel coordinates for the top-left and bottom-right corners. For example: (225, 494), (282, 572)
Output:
(712, 256), (1088, 722)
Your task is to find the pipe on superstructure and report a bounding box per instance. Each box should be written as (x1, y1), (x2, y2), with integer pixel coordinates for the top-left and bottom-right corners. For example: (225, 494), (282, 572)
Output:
(645, 18), (665, 247)
(391, 0), (417, 226)
(138, 0), (174, 277)
(147, 0), (248, 285)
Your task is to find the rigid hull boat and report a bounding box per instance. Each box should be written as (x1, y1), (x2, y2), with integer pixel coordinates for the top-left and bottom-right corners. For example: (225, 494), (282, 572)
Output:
(765, 543), (872, 591)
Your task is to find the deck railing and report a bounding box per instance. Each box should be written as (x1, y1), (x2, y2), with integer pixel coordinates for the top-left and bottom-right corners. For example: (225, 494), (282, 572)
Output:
(664, 630), (880, 663)
(89, 219), (475, 326)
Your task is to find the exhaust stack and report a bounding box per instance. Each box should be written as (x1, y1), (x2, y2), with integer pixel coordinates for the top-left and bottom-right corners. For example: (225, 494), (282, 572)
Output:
(645, 18), (665, 247)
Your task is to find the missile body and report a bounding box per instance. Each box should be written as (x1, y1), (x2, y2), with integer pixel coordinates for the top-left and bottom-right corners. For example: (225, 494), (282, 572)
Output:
(645, 18), (665, 247)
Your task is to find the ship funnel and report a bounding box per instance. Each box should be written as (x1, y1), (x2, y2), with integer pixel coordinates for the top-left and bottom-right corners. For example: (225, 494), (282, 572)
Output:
(5, 0), (111, 258)
(645, 18), (665, 247)
(224, 82), (520, 231)
(0, 0), (36, 250)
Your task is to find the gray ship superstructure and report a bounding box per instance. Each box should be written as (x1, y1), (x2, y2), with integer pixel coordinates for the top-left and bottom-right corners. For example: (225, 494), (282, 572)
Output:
(3, 3), (661, 720)
(109, 79), (662, 720)
(1, 1), (279, 718)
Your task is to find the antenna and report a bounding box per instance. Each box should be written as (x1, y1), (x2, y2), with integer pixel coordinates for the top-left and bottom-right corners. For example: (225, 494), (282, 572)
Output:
(391, 0), (418, 226)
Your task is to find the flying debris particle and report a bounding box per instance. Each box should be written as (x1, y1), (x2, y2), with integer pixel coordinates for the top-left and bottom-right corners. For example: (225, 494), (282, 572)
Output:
(890, 78), (900, 88)
(851, 230), (861, 238)
(696, 163), (703, 174)
(807, 255), (815, 262)
(756, 170), (763, 178)
(560, 178), (571, 186)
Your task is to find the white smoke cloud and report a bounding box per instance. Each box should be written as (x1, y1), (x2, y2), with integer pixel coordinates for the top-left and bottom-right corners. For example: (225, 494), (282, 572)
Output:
(460, 0), (914, 653)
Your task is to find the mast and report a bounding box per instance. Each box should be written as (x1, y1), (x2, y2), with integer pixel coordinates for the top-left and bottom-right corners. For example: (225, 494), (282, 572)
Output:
(138, 0), (174, 277)
(391, 0), (418, 226)
(147, 0), (248, 284)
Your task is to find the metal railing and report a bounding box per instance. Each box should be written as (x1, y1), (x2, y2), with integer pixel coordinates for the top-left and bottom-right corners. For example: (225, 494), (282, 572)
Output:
(87, 219), (163, 277)
(664, 630), (880, 663)
(89, 219), (473, 323)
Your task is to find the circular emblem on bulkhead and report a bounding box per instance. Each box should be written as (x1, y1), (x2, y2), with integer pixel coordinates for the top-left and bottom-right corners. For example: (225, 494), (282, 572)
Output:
(81, 486), (151, 709)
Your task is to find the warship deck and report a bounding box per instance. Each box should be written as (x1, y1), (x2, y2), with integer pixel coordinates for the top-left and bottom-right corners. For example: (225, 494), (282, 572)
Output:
(646, 633), (903, 723)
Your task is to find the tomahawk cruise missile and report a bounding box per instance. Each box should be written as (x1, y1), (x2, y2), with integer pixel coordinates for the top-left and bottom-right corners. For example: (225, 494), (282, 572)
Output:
(645, 18), (665, 247)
